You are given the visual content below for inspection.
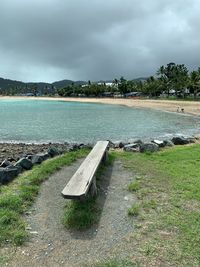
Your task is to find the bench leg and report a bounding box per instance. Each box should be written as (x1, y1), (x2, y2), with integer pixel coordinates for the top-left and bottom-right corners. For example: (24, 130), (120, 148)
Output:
(89, 177), (97, 198)
(102, 150), (108, 163)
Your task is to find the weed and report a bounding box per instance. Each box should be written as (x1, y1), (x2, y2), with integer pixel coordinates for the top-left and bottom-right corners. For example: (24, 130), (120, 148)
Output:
(128, 203), (140, 216)
(128, 181), (140, 192)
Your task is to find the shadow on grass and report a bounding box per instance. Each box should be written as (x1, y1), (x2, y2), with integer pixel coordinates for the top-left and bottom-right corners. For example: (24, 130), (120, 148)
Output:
(62, 153), (115, 238)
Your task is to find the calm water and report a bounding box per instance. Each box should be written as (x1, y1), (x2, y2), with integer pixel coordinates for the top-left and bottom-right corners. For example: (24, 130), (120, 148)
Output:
(0, 99), (199, 143)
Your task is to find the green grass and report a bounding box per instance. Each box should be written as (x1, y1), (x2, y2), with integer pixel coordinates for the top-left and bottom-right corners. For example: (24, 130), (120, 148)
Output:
(0, 148), (89, 245)
(128, 181), (140, 192)
(113, 144), (200, 266)
(63, 198), (100, 230)
(128, 203), (140, 216)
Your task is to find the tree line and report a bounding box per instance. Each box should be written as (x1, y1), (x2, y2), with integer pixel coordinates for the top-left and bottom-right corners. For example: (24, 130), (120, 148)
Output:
(1, 62), (200, 99)
(58, 62), (200, 99)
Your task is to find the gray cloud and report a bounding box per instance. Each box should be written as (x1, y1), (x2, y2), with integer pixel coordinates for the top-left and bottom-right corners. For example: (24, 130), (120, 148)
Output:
(0, 0), (200, 82)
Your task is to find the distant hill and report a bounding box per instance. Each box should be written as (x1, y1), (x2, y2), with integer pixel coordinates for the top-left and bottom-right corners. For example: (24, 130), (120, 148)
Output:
(0, 77), (25, 89)
(132, 77), (148, 82)
(0, 76), (147, 95)
(52, 80), (87, 88)
(0, 77), (87, 95)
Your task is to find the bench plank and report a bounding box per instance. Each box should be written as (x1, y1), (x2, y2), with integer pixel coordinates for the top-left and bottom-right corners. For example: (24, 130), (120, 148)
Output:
(61, 141), (109, 199)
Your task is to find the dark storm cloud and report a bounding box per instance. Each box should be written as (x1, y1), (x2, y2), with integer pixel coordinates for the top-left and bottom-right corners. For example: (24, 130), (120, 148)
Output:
(0, 0), (200, 82)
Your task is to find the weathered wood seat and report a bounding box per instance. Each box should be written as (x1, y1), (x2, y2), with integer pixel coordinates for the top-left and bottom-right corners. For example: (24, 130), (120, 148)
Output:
(61, 141), (109, 200)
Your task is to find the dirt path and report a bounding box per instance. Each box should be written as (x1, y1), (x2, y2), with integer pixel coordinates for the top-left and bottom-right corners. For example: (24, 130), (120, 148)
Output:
(5, 158), (136, 267)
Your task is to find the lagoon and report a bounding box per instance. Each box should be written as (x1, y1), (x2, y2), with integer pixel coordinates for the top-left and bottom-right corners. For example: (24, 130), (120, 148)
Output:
(0, 99), (199, 143)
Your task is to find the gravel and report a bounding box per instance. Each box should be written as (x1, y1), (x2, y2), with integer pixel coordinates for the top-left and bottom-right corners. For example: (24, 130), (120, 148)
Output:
(3, 159), (137, 267)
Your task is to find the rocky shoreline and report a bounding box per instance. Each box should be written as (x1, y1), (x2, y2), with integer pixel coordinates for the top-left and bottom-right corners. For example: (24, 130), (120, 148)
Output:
(0, 135), (198, 185)
(0, 142), (90, 184)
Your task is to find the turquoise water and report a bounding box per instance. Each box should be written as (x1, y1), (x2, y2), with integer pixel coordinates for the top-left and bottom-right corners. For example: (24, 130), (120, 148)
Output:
(0, 99), (199, 143)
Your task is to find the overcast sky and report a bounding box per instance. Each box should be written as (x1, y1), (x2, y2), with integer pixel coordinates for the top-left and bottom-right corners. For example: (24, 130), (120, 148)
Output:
(0, 0), (200, 82)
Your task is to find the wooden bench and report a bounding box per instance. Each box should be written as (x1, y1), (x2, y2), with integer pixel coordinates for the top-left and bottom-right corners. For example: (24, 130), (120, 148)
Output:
(61, 141), (109, 200)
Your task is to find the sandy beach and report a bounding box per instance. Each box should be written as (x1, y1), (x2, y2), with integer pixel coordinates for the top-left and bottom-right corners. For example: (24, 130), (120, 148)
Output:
(1, 96), (200, 116)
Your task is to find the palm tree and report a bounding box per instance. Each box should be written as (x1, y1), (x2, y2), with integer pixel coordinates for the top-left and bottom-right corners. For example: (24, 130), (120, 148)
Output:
(189, 70), (200, 99)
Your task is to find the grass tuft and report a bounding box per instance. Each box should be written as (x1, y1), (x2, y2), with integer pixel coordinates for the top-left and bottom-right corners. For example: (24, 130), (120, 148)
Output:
(63, 198), (100, 230)
(128, 203), (140, 216)
(128, 181), (140, 192)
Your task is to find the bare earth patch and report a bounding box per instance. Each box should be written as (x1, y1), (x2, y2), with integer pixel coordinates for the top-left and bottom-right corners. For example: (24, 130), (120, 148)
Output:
(3, 159), (136, 267)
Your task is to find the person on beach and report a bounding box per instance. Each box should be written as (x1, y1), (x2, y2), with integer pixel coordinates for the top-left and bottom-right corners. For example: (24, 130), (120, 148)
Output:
(177, 106), (180, 112)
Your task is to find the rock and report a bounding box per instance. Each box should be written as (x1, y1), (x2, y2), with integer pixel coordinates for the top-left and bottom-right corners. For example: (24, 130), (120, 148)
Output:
(118, 142), (125, 148)
(7, 157), (15, 162)
(47, 147), (60, 157)
(133, 139), (143, 145)
(187, 137), (196, 143)
(0, 167), (18, 184)
(31, 155), (44, 164)
(72, 144), (79, 150)
(123, 143), (140, 152)
(163, 140), (174, 147)
(41, 152), (50, 160)
(31, 152), (50, 164)
(67, 144), (79, 152)
(152, 140), (165, 147)
(110, 141), (125, 149)
(12, 164), (23, 174)
(78, 143), (85, 149)
(140, 142), (159, 153)
(15, 158), (33, 170)
(0, 159), (11, 168)
(171, 136), (190, 145)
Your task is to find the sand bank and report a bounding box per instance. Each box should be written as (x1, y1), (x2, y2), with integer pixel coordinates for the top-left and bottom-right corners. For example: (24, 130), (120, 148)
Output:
(1, 96), (200, 116)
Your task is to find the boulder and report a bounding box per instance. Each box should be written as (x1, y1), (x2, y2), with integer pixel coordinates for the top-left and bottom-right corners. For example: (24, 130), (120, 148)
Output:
(133, 139), (143, 145)
(118, 142), (125, 148)
(163, 140), (174, 147)
(123, 143), (140, 152)
(187, 137), (196, 143)
(152, 140), (165, 147)
(31, 152), (50, 164)
(12, 164), (23, 174)
(0, 159), (11, 168)
(140, 142), (159, 153)
(47, 147), (60, 157)
(31, 155), (44, 164)
(0, 167), (18, 184)
(110, 141), (125, 149)
(67, 144), (80, 152)
(171, 136), (190, 145)
(15, 158), (33, 170)
(40, 152), (50, 161)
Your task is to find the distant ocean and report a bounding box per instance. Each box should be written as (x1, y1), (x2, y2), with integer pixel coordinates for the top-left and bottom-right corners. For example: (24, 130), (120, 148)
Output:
(0, 99), (199, 143)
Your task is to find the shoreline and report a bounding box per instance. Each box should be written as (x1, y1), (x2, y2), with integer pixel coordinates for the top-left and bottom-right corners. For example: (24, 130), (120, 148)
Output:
(1, 96), (200, 116)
